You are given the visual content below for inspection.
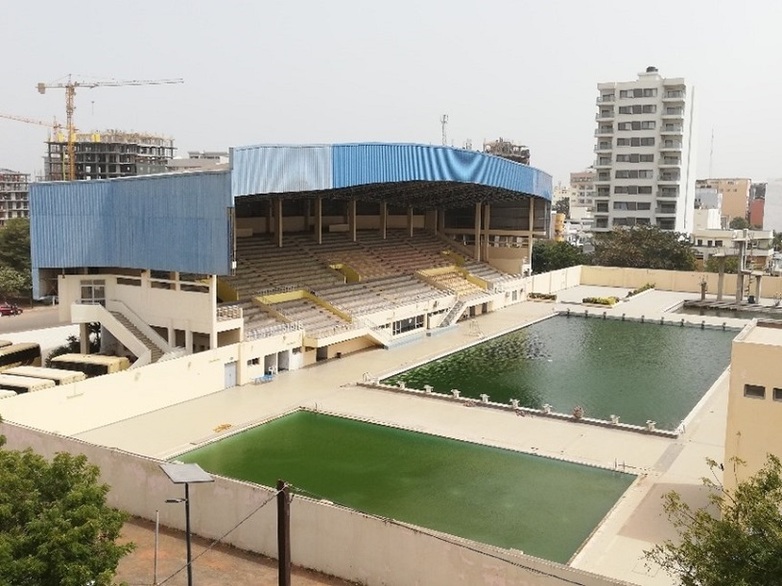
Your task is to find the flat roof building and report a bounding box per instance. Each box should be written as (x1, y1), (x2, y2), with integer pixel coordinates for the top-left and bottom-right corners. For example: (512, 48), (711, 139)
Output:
(0, 168), (29, 227)
(594, 66), (696, 233)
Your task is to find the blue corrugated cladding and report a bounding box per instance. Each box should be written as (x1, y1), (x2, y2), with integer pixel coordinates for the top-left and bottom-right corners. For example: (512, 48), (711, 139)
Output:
(231, 144), (332, 196)
(332, 143), (552, 201)
(31, 171), (233, 294)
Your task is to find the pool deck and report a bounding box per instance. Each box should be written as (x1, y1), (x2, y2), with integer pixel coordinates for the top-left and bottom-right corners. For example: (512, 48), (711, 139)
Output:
(10, 287), (747, 586)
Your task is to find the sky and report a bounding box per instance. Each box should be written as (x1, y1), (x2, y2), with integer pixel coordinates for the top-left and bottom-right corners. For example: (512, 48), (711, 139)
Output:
(1, 0), (781, 186)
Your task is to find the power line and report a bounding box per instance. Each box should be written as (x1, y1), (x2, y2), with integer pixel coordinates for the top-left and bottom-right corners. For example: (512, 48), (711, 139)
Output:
(155, 485), (285, 585)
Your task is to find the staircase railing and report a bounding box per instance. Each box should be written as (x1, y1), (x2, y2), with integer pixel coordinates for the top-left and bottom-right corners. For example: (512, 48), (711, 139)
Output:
(106, 299), (175, 354)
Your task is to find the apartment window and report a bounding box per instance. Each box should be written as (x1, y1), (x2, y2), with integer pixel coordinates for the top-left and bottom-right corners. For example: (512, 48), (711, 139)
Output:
(715, 240), (723, 247)
(617, 121), (656, 131)
(619, 88), (657, 98)
(744, 384), (765, 399)
(596, 218), (609, 229)
(596, 202), (609, 213)
(615, 170), (654, 179)
(774, 388), (782, 401)
(613, 202), (652, 211)
(616, 154), (655, 163)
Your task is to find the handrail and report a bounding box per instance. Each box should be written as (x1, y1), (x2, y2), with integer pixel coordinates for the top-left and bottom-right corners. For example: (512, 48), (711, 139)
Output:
(106, 299), (173, 353)
(245, 321), (304, 340)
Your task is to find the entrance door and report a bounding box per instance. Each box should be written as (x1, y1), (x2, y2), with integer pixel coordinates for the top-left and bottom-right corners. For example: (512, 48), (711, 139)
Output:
(224, 361), (238, 388)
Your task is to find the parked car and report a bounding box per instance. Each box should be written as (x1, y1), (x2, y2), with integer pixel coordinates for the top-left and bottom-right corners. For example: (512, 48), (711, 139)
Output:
(0, 304), (22, 316)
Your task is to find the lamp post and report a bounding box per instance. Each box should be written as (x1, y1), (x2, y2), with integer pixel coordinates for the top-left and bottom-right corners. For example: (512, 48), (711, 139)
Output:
(160, 462), (214, 586)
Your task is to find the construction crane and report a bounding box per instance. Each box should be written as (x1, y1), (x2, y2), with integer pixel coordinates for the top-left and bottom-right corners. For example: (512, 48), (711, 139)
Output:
(36, 75), (184, 180)
(0, 112), (63, 138)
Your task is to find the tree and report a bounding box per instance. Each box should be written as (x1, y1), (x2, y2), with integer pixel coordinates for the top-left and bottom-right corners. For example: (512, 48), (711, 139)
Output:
(532, 240), (586, 274)
(591, 225), (696, 271)
(0, 425), (133, 585)
(773, 231), (782, 252)
(554, 198), (570, 218)
(0, 218), (31, 273)
(0, 265), (30, 301)
(704, 255), (740, 274)
(646, 455), (782, 585)
(45, 324), (101, 366)
(729, 217), (750, 230)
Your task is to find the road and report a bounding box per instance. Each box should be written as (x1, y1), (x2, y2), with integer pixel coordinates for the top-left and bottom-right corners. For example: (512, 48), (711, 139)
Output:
(0, 305), (67, 335)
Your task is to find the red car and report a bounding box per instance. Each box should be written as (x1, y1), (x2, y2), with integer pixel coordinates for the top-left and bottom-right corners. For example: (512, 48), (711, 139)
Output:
(0, 304), (22, 316)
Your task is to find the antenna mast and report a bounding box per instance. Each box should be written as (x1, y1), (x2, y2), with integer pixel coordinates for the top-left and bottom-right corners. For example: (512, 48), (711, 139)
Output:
(440, 114), (448, 146)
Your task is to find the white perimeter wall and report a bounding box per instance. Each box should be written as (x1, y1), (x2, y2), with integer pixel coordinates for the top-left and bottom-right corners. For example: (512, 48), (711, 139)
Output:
(0, 422), (630, 586)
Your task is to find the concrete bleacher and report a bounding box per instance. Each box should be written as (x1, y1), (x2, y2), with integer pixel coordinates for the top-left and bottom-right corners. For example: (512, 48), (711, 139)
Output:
(270, 298), (350, 336)
(428, 271), (486, 299)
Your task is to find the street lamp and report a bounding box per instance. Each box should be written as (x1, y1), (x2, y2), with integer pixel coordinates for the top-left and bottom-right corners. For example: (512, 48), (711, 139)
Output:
(160, 462), (214, 586)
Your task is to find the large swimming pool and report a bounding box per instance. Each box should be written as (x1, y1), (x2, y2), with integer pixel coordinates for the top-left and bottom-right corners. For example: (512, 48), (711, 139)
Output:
(383, 315), (735, 429)
(178, 411), (635, 563)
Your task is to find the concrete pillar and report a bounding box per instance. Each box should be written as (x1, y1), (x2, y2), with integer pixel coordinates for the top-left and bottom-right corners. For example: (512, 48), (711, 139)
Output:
(474, 202), (482, 261)
(350, 198), (357, 242)
(527, 200), (535, 271)
(209, 329), (218, 350)
(185, 329), (194, 353)
(432, 209), (439, 236)
(79, 323), (90, 354)
(275, 198), (283, 248)
(716, 256), (725, 301)
(315, 197), (322, 245)
(380, 202), (388, 240)
(167, 325), (175, 346)
(482, 204), (491, 261)
(755, 275), (762, 302)
(407, 206), (414, 238)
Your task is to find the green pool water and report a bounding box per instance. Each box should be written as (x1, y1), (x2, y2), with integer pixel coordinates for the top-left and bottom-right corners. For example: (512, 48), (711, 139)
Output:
(179, 411), (635, 563)
(384, 315), (735, 429)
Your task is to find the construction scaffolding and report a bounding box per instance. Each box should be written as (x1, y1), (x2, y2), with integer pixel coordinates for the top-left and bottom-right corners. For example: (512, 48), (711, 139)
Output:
(44, 130), (175, 181)
(483, 138), (531, 166)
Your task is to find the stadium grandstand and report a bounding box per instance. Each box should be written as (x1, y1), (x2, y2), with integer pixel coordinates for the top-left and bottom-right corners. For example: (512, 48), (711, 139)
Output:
(29, 143), (551, 382)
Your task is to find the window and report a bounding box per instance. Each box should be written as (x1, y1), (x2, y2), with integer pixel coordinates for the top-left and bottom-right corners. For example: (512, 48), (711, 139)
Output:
(615, 170), (654, 179)
(617, 121), (656, 131)
(774, 388), (782, 401)
(596, 202), (609, 213)
(613, 202), (651, 211)
(744, 384), (765, 399)
(616, 154), (655, 163)
(619, 88), (658, 99)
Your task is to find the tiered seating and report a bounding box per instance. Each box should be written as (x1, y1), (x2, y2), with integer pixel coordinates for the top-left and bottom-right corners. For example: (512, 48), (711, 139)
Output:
(365, 275), (449, 304)
(429, 271), (486, 299)
(463, 261), (515, 282)
(315, 283), (395, 316)
(359, 232), (452, 274)
(238, 300), (286, 332)
(271, 299), (350, 336)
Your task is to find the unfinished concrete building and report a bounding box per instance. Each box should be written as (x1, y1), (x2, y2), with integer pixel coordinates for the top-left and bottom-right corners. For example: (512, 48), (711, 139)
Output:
(0, 169), (30, 227)
(44, 131), (175, 181)
(483, 138), (531, 165)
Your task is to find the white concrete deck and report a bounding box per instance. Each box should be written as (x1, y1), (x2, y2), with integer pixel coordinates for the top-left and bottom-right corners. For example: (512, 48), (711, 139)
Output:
(4, 288), (750, 586)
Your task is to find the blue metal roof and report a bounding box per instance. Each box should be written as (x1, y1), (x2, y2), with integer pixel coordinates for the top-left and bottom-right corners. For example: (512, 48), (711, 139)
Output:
(31, 171), (232, 296)
(231, 143), (552, 201)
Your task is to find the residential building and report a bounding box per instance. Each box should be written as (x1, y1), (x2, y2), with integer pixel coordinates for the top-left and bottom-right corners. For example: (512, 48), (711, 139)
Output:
(750, 198), (765, 229)
(45, 130), (175, 181)
(483, 138), (530, 165)
(725, 320), (782, 492)
(594, 66), (696, 233)
(569, 169), (595, 224)
(166, 151), (229, 172)
(690, 228), (773, 270)
(696, 178), (751, 224)
(0, 169), (30, 227)
(763, 179), (782, 232)
(693, 208), (722, 231)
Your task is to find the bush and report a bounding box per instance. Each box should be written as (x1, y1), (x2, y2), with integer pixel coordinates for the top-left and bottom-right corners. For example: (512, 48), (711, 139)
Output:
(627, 283), (655, 297)
(528, 292), (557, 301)
(582, 296), (619, 306)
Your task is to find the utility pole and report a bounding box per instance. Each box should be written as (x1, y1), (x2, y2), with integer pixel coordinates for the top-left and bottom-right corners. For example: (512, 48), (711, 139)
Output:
(277, 480), (291, 586)
(440, 114), (448, 146)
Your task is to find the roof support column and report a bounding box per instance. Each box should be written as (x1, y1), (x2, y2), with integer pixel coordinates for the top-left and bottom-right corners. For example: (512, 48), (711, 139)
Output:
(349, 198), (357, 242)
(275, 197), (283, 248)
(380, 202), (387, 240)
(432, 209), (439, 236)
(407, 206), (414, 238)
(266, 200), (273, 235)
(315, 196), (322, 245)
(527, 199), (535, 271)
(482, 203), (491, 261)
(474, 202), (482, 262)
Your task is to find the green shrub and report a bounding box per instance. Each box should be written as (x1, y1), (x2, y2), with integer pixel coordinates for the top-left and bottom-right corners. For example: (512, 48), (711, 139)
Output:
(582, 296), (619, 306)
(627, 283), (655, 297)
(528, 292), (557, 301)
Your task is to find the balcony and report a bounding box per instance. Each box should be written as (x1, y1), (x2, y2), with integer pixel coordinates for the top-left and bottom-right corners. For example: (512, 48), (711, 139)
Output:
(662, 108), (685, 118)
(596, 95), (615, 104)
(595, 110), (615, 121)
(659, 158), (681, 167)
(594, 158), (612, 168)
(595, 174), (611, 183)
(663, 91), (685, 102)
(595, 142), (612, 153)
(595, 126), (614, 136)
(659, 141), (682, 151)
(655, 207), (677, 215)
(657, 189), (679, 198)
(659, 173), (681, 183)
(661, 125), (683, 135)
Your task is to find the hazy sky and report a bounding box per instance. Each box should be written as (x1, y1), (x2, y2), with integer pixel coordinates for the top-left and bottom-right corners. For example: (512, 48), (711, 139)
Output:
(2, 0), (781, 186)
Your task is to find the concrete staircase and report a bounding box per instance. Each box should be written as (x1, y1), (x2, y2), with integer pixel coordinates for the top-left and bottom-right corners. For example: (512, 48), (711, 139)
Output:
(110, 311), (165, 363)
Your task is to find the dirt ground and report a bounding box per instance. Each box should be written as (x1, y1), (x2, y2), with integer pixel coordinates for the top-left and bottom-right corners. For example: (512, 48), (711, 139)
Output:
(115, 518), (356, 586)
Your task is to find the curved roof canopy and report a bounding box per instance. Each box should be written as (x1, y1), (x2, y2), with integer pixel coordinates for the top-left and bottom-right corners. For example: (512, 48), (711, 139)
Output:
(231, 143), (552, 208)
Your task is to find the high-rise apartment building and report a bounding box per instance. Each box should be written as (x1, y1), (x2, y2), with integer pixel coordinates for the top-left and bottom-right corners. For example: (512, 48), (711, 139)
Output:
(594, 67), (696, 232)
(0, 169), (30, 228)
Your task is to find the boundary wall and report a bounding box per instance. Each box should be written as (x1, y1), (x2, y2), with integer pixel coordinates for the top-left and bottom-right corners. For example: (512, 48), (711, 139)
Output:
(0, 421), (630, 586)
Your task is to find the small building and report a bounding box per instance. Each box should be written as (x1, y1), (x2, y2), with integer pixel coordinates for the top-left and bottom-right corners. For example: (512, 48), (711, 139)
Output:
(690, 228), (773, 270)
(0, 168), (29, 227)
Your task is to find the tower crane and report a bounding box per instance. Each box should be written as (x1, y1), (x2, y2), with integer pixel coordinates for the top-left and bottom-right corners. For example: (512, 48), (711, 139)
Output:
(36, 75), (184, 180)
(0, 113), (63, 138)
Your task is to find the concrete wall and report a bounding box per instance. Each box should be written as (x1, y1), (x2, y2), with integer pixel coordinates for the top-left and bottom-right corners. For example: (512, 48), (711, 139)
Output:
(528, 266), (582, 295)
(0, 422), (629, 586)
(724, 322), (782, 492)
